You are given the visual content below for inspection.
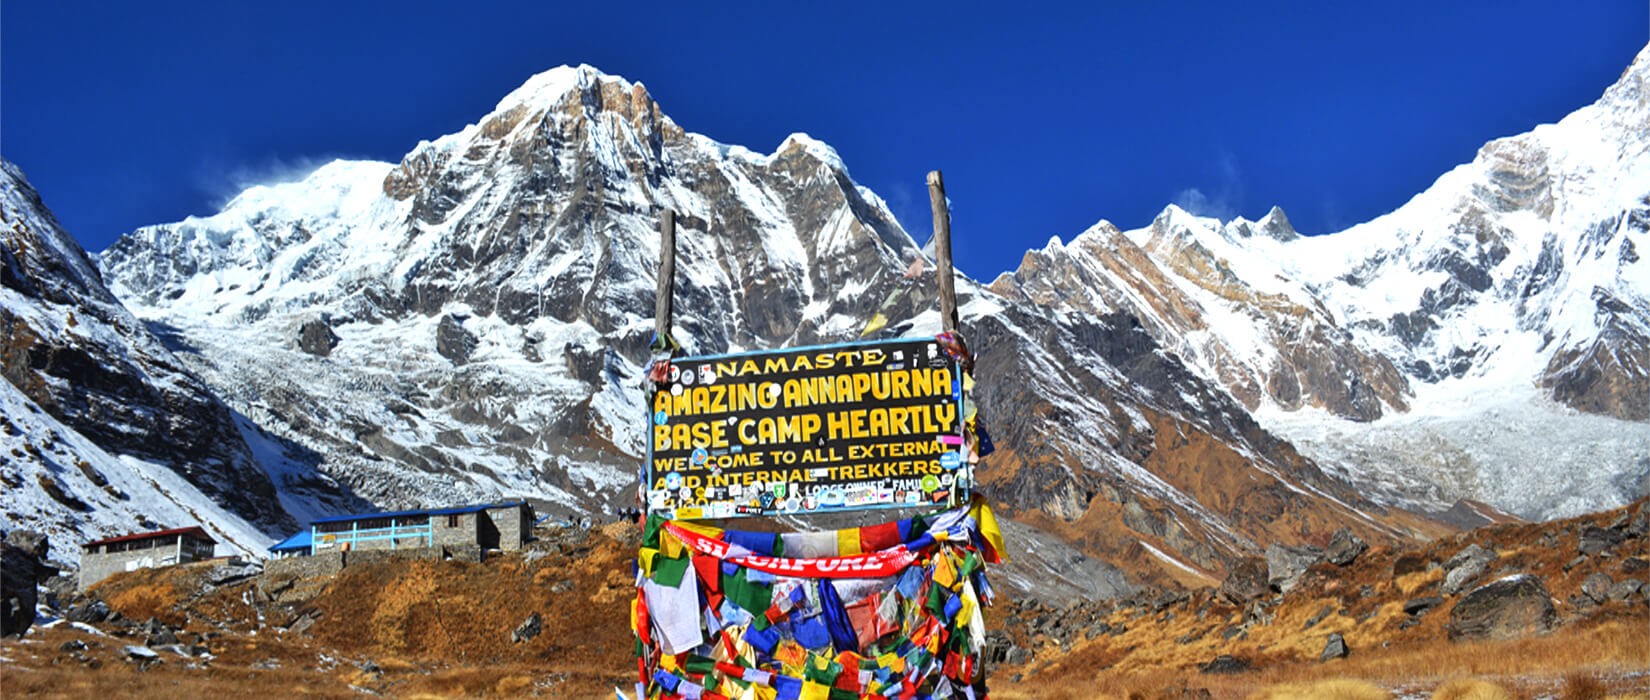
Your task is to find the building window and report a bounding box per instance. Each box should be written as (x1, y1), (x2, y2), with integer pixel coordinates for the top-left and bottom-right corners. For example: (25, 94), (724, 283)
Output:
(447, 515), (460, 527)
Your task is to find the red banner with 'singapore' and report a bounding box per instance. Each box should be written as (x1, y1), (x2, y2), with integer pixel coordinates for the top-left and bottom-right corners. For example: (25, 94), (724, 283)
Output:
(662, 521), (928, 578)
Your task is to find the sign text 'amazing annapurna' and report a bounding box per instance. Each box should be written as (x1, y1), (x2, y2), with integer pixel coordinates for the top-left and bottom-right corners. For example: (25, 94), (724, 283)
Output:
(646, 338), (969, 519)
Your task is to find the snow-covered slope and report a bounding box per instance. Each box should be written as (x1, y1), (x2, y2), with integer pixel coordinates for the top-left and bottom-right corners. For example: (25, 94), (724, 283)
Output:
(996, 45), (1650, 520)
(0, 379), (274, 564)
(0, 160), (366, 565)
(1256, 45), (1650, 519)
(98, 66), (1410, 587)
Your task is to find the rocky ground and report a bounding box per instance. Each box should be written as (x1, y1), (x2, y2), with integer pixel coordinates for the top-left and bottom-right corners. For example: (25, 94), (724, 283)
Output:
(1, 501), (1646, 699)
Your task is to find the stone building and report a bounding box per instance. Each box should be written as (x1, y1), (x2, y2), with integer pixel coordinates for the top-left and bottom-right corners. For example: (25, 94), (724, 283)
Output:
(304, 501), (533, 555)
(79, 526), (217, 590)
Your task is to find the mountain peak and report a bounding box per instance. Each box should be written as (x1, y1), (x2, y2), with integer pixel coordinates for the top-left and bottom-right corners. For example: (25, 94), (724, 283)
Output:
(494, 64), (627, 111)
(1255, 205), (1298, 241)
(776, 132), (847, 172)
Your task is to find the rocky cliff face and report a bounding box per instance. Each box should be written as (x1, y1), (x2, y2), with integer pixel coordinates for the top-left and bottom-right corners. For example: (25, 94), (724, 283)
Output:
(993, 47), (1650, 521)
(0, 160), (363, 562)
(991, 205), (1413, 423)
(96, 66), (1412, 586)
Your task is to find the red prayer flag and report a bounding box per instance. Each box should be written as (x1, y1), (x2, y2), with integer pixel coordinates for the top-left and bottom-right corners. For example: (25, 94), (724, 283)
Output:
(859, 522), (902, 552)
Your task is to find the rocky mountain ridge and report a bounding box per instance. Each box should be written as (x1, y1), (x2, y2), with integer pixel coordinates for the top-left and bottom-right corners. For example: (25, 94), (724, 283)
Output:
(0, 161), (366, 562)
(993, 46), (1650, 520)
(84, 64), (1424, 588)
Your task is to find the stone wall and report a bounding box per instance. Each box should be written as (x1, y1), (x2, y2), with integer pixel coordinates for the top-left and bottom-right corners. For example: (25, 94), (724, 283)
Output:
(432, 513), (479, 549)
(347, 547), (442, 566)
(263, 551), (345, 580)
(79, 548), (177, 591)
(489, 504), (533, 550)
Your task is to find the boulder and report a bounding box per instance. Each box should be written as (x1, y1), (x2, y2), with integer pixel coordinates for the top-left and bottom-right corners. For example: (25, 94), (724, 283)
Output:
(285, 610), (319, 635)
(1448, 575), (1555, 641)
(1152, 590), (1188, 611)
(436, 314), (477, 365)
(66, 600), (111, 623)
(1266, 543), (1323, 593)
(1403, 596), (1444, 617)
(297, 318), (339, 357)
(511, 611), (542, 643)
(1325, 529), (1368, 566)
(1442, 544), (1496, 595)
(1630, 509), (1650, 538)
(204, 559), (262, 587)
(122, 645), (163, 671)
(1581, 573), (1613, 604)
(1445, 543), (1494, 571)
(1198, 654), (1251, 674)
(1219, 557), (1269, 604)
(1578, 526), (1623, 556)
(1607, 579), (1643, 602)
(1320, 632), (1348, 661)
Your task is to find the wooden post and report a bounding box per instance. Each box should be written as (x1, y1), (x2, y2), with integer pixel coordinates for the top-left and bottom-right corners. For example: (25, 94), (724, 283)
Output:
(927, 170), (959, 334)
(655, 209), (677, 341)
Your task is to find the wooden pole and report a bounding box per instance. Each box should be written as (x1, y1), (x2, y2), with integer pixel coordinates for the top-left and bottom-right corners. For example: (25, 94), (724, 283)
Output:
(655, 209), (677, 342)
(927, 171), (959, 334)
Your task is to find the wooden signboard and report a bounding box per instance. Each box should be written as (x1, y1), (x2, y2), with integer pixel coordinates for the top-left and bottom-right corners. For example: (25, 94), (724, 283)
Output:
(644, 338), (970, 519)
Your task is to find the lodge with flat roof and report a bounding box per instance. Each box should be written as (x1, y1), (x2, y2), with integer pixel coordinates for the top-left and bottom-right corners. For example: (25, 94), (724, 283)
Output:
(269, 501), (533, 558)
(79, 526), (217, 590)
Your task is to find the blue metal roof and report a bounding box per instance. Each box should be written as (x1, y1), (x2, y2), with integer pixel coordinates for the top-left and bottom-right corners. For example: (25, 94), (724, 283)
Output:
(268, 529), (313, 552)
(307, 500), (528, 525)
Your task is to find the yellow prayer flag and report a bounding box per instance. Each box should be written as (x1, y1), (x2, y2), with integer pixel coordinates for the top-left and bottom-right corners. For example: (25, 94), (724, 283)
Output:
(957, 582), (977, 623)
(836, 528), (862, 556)
(969, 495), (1008, 563)
(877, 652), (904, 673)
(638, 547), (660, 577)
(932, 551), (958, 589)
(800, 681), (832, 700)
(675, 520), (725, 540)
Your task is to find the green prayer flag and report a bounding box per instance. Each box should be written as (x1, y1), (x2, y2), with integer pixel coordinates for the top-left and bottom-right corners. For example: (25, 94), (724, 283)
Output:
(684, 654), (718, 675)
(722, 567), (773, 615)
(957, 551), (982, 580)
(802, 655), (843, 685)
(652, 554), (691, 587)
(642, 514), (665, 549)
(924, 582), (948, 617)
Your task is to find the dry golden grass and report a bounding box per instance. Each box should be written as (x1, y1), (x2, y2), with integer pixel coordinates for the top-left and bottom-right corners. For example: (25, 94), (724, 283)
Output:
(1246, 678), (1391, 700)
(992, 616), (1648, 700)
(8, 500), (1647, 699)
(1392, 568), (1443, 596)
(1561, 672), (1609, 700)
(1432, 679), (1514, 700)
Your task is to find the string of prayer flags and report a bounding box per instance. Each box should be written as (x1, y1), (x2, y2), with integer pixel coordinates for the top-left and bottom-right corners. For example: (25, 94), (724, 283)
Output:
(633, 498), (1004, 698)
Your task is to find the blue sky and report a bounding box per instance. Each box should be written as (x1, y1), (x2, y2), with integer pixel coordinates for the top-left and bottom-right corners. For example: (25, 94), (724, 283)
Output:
(2, 2), (1645, 279)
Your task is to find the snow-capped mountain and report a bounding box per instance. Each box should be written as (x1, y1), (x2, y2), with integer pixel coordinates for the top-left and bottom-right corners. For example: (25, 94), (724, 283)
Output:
(96, 65), (1413, 586)
(995, 46), (1650, 520)
(0, 160), (365, 565)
